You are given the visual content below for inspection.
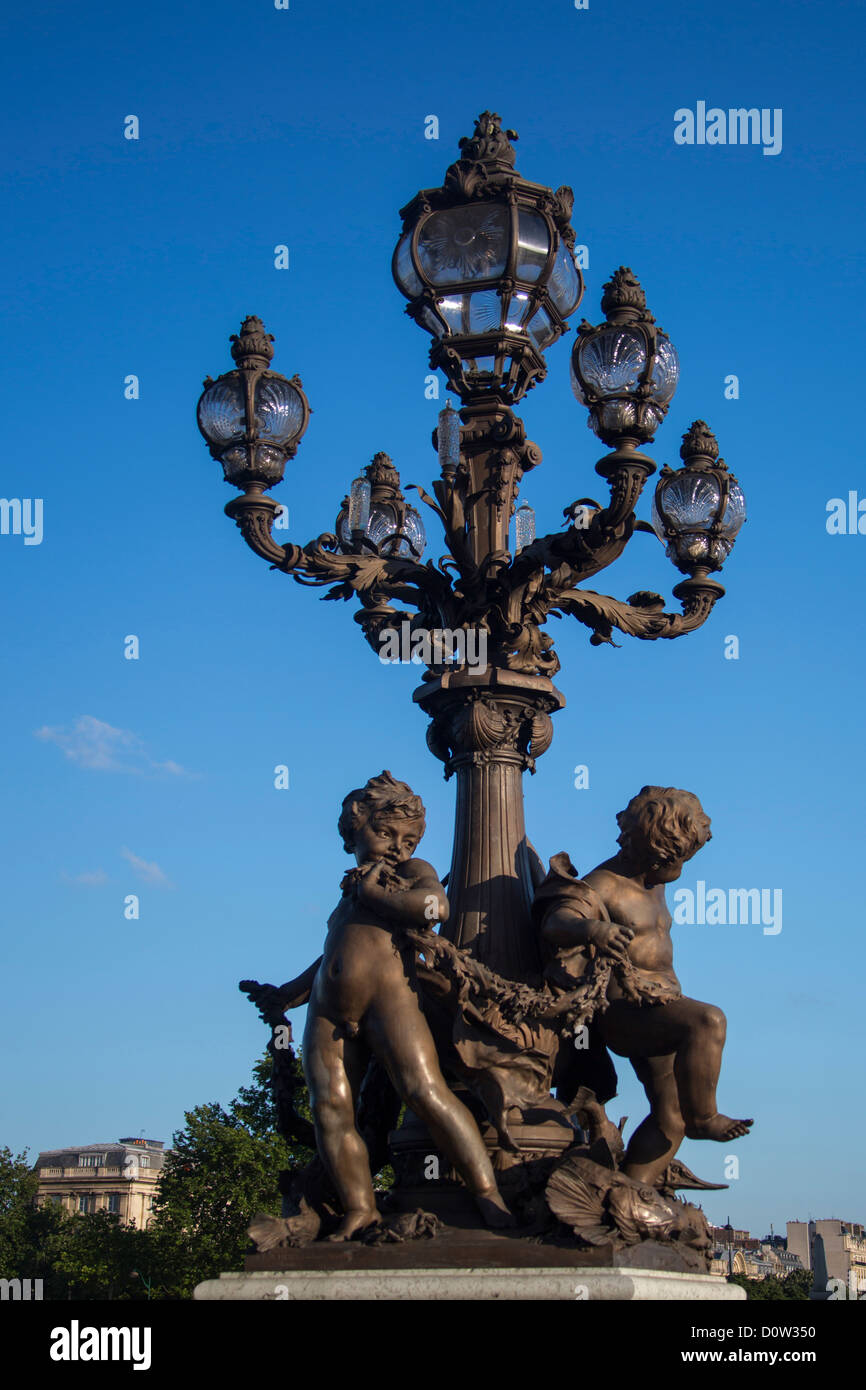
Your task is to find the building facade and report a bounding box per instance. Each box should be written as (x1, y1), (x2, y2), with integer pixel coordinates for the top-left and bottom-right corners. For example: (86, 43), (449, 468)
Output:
(787, 1219), (866, 1297)
(35, 1137), (165, 1229)
(709, 1224), (804, 1281)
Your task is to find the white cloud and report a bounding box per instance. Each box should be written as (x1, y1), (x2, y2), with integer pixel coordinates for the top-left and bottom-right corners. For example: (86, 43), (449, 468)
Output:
(120, 847), (173, 889)
(63, 869), (109, 887)
(35, 716), (193, 777)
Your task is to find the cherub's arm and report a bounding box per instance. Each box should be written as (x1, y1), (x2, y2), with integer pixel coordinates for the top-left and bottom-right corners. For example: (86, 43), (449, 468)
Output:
(541, 906), (633, 959)
(354, 857), (449, 929)
(239, 957), (322, 1025)
(277, 957), (323, 1008)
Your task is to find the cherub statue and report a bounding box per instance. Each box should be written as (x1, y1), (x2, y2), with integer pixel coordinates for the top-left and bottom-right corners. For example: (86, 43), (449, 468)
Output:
(248, 771), (512, 1239)
(534, 786), (752, 1188)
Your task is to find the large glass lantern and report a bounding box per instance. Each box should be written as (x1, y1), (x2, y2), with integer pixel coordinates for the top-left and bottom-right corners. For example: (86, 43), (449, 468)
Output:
(571, 268), (678, 447)
(336, 453), (426, 559)
(651, 421), (746, 574)
(393, 112), (584, 405)
(197, 316), (310, 490)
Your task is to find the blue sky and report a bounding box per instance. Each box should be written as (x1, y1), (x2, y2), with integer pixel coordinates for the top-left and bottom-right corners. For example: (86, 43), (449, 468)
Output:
(1, 0), (864, 1238)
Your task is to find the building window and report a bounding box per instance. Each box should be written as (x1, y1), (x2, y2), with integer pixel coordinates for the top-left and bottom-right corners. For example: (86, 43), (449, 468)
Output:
(78, 1153), (104, 1167)
(139, 1155), (150, 1168)
(78, 1195), (94, 1214)
(107, 1193), (121, 1214)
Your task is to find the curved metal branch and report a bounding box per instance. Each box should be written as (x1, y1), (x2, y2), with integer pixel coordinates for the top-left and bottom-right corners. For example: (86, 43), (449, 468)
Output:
(551, 576), (725, 647)
(224, 491), (457, 623)
(224, 493), (303, 570)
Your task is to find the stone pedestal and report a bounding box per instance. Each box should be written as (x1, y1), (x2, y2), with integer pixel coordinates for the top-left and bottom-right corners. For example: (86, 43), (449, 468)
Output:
(194, 1228), (745, 1300)
(195, 1267), (744, 1302)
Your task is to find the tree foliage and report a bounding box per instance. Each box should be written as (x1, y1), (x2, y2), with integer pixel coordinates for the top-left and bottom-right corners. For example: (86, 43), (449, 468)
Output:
(0, 1056), (312, 1299)
(727, 1269), (813, 1300)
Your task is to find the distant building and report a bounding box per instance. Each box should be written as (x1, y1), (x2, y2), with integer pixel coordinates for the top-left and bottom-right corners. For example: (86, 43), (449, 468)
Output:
(35, 1138), (165, 1229)
(710, 1223), (760, 1252)
(709, 1223), (804, 1281)
(787, 1220), (866, 1298)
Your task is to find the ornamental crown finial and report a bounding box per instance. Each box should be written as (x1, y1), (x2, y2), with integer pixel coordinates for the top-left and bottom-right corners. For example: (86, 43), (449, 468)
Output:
(366, 451), (403, 497)
(230, 316), (275, 368)
(457, 111), (519, 169)
(601, 267), (648, 320)
(680, 420), (721, 465)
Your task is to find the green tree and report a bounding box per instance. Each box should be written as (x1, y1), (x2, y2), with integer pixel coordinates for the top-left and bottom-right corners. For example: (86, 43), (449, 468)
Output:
(0, 1147), (40, 1276)
(50, 1211), (150, 1301)
(0, 1147), (150, 1299)
(727, 1269), (812, 1300)
(0, 1057), (316, 1299)
(145, 1054), (314, 1298)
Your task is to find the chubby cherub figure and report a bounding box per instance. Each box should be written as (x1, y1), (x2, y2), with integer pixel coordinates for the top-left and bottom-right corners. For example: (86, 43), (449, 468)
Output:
(540, 786), (752, 1187)
(302, 771), (511, 1238)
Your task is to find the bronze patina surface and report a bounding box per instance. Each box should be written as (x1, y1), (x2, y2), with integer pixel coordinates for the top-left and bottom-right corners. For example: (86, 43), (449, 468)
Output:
(200, 114), (753, 1275)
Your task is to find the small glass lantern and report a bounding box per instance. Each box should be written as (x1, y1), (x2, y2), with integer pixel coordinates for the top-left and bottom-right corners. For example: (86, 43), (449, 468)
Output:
(394, 112), (584, 404)
(651, 421), (746, 574)
(437, 400), (461, 478)
(337, 453), (426, 559)
(197, 316), (310, 490)
(571, 268), (678, 447)
(514, 502), (536, 552)
(346, 475), (372, 541)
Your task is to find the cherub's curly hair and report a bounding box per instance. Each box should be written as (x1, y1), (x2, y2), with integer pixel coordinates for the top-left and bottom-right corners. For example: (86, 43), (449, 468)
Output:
(338, 770), (426, 854)
(616, 786), (711, 862)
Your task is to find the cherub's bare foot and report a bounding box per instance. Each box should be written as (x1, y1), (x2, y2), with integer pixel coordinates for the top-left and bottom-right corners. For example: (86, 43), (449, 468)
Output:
(686, 1114), (753, 1142)
(327, 1208), (378, 1241)
(474, 1188), (515, 1229)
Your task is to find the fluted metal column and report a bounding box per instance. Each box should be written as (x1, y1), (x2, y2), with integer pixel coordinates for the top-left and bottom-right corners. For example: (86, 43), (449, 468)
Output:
(415, 667), (564, 982)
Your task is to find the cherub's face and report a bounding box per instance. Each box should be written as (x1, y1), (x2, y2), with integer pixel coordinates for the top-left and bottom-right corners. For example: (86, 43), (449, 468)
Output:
(353, 815), (424, 867)
(647, 852), (688, 885)
(627, 828), (694, 885)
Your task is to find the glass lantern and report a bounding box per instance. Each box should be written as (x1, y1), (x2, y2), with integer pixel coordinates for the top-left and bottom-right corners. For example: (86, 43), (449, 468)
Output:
(437, 400), (461, 477)
(514, 502), (536, 552)
(336, 453), (426, 559)
(571, 268), (678, 447)
(393, 113), (584, 403)
(651, 421), (746, 574)
(197, 316), (310, 490)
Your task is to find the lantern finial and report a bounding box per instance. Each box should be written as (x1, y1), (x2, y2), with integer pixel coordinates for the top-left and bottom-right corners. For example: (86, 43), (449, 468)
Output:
(230, 316), (275, 369)
(456, 112), (519, 171)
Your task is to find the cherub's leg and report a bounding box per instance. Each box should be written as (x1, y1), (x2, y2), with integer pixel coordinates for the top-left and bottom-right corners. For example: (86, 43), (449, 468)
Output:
(671, 997), (753, 1142)
(366, 998), (513, 1227)
(619, 1053), (685, 1186)
(302, 1009), (375, 1239)
(602, 997), (752, 1152)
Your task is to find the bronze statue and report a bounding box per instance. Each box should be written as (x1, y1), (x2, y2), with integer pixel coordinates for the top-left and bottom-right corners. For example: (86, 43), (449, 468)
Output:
(241, 780), (750, 1270)
(248, 772), (512, 1238)
(535, 786), (752, 1187)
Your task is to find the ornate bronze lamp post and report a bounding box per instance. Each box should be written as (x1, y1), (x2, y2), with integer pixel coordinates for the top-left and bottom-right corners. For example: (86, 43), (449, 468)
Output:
(196, 112), (746, 988)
